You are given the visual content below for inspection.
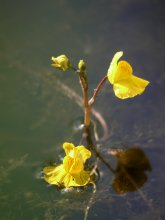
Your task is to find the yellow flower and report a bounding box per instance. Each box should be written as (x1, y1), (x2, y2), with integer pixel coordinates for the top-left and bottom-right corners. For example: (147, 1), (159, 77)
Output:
(51, 55), (70, 71)
(107, 51), (150, 99)
(43, 142), (91, 187)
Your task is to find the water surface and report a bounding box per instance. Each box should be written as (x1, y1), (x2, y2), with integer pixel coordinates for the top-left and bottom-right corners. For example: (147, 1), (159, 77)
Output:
(0, 0), (165, 219)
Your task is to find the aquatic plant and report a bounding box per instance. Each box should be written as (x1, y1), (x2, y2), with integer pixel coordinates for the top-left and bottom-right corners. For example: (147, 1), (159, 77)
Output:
(43, 51), (150, 189)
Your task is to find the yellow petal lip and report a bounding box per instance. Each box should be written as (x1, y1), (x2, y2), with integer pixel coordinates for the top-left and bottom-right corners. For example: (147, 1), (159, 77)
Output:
(113, 76), (149, 99)
(63, 142), (91, 162)
(44, 164), (90, 187)
(76, 145), (91, 163)
(107, 51), (150, 99)
(43, 164), (66, 186)
(63, 142), (75, 155)
(43, 143), (92, 187)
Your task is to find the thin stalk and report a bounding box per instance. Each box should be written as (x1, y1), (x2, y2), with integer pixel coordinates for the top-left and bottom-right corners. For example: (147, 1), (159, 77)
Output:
(89, 75), (108, 106)
(85, 127), (115, 173)
(78, 70), (91, 127)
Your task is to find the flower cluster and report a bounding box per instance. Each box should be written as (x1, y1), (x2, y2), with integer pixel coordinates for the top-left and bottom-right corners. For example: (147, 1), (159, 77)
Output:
(51, 52), (149, 99)
(44, 51), (150, 189)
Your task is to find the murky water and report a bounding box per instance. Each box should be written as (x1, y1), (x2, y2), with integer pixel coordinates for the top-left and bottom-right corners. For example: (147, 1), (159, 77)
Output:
(0, 0), (165, 219)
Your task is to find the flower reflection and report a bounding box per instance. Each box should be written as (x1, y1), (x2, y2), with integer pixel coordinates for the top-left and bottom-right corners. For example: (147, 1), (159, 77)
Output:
(110, 147), (152, 194)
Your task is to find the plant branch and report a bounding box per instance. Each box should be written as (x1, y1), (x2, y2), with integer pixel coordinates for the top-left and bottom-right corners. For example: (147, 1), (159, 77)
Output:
(85, 126), (115, 173)
(89, 75), (108, 106)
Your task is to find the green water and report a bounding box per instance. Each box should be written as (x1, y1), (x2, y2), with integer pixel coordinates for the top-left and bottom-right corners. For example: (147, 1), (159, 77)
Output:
(0, 0), (165, 219)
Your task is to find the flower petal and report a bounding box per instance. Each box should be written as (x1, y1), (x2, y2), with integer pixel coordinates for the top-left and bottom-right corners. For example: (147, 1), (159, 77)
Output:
(63, 171), (91, 187)
(63, 142), (75, 155)
(114, 60), (133, 82)
(51, 56), (57, 62)
(63, 155), (84, 174)
(72, 170), (91, 186)
(51, 64), (61, 68)
(108, 51), (123, 84)
(51, 55), (70, 71)
(43, 164), (66, 185)
(113, 76), (150, 99)
(63, 155), (74, 172)
(76, 146), (91, 163)
(43, 166), (58, 175)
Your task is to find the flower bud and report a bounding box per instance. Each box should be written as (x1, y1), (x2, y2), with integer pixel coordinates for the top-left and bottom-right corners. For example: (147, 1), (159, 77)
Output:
(78, 60), (86, 72)
(51, 54), (70, 71)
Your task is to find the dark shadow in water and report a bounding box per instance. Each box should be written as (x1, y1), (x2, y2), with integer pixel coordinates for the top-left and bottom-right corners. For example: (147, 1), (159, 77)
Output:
(85, 126), (152, 194)
(83, 127), (156, 219)
(110, 147), (152, 194)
